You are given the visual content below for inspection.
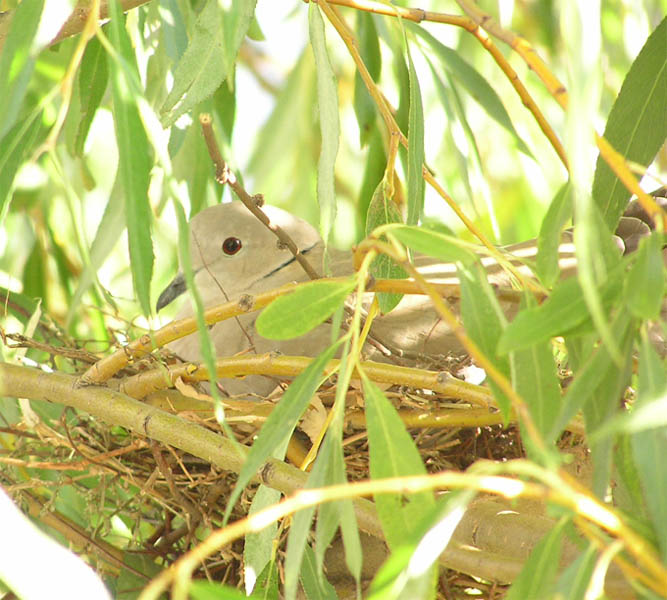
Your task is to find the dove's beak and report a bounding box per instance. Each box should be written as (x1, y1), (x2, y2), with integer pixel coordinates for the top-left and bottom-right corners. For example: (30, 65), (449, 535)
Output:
(156, 272), (187, 312)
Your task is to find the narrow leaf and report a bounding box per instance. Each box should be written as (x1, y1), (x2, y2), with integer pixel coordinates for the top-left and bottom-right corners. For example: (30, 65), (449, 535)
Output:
(366, 181), (407, 313)
(390, 225), (476, 264)
(160, 0), (256, 127)
(536, 183), (573, 287)
(224, 343), (339, 523)
(108, 0), (154, 316)
(593, 17), (667, 228)
(353, 11), (380, 147)
(412, 24), (533, 158)
(256, 279), (355, 340)
(552, 543), (597, 600)
(506, 519), (568, 600)
(300, 545), (337, 600)
(511, 336), (562, 442)
(406, 42), (425, 225)
(308, 3), (340, 244)
(551, 311), (633, 439)
(632, 338), (667, 560)
(498, 267), (624, 355)
(458, 261), (511, 419)
(368, 492), (471, 600)
(0, 0), (43, 138)
(363, 376), (433, 549)
(244, 485), (280, 596)
(0, 118), (42, 212)
(624, 232), (664, 319)
(75, 37), (108, 156)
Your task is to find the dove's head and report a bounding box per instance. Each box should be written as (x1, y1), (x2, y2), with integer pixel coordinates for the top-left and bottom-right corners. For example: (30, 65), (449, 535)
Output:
(156, 202), (322, 312)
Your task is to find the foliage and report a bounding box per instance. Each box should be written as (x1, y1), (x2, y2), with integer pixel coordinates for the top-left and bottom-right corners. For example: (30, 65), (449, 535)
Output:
(0, 1), (665, 599)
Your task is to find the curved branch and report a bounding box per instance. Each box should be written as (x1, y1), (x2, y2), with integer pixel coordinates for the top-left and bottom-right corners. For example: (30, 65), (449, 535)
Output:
(0, 0), (152, 53)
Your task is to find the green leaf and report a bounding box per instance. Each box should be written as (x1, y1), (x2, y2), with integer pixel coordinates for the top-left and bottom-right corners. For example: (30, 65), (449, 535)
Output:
(427, 59), (478, 212)
(357, 127), (386, 231)
(190, 580), (261, 600)
(285, 424), (339, 600)
(552, 543), (597, 600)
(0, 118), (42, 212)
(160, 0), (256, 127)
(224, 343), (339, 523)
(256, 279), (355, 340)
(353, 11), (381, 148)
(497, 267), (624, 355)
(632, 338), (667, 560)
(308, 2), (339, 244)
(300, 545), (337, 600)
(624, 232), (664, 319)
(536, 183), (573, 287)
(506, 518), (568, 600)
(511, 334), (562, 446)
(363, 376), (433, 549)
(366, 181), (407, 314)
(108, 0), (154, 316)
(412, 24), (533, 158)
(367, 492), (471, 600)
(221, 0), (257, 78)
(390, 225), (475, 264)
(159, 0), (188, 62)
(313, 432), (362, 588)
(0, 0), (43, 139)
(551, 310), (633, 439)
(406, 40), (425, 226)
(392, 44), (410, 135)
(251, 559), (280, 599)
(244, 485), (281, 595)
(458, 261), (511, 420)
(593, 17), (667, 229)
(75, 37), (108, 157)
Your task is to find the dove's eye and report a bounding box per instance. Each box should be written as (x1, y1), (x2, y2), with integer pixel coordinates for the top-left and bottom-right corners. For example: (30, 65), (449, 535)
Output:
(222, 237), (243, 256)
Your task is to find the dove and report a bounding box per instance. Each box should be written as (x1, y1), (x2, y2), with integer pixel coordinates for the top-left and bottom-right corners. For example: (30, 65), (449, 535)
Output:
(157, 201), (652, 397)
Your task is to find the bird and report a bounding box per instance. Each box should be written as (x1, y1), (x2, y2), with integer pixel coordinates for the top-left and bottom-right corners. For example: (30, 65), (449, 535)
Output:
(156, 201), (653, 397)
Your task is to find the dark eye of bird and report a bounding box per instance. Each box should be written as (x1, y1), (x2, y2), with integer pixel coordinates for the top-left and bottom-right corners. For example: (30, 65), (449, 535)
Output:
(222, 237), (242, 256)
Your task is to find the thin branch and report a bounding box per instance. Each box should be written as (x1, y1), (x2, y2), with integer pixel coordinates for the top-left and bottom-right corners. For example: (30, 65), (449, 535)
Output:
(0, 0), (152, 52)
(317, 0), (544, 294)
(119, 353), (494, 408)
(323, 0), (569, 170)
(199, 113), (321, 280)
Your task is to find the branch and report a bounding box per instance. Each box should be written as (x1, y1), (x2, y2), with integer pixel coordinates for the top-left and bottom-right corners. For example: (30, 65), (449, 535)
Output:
(0, 0), (152, 53)
(199, 113), (321, 280)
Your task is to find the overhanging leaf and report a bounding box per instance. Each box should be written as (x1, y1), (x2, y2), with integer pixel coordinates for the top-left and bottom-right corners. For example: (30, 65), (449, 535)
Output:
(366, 180), (407, 314)
(353, 11), (381, 148)
(412, 24), (533, 158)
(390, 225), (476, 264)
(224, 342), (339, 525)
(75, 36), (108, 156)
(308, 2), (340, 244)
(256, 279), (356, 340)
(0, 0), (43, 139)
(405, 36), (425, 226)
(363, 376), (433, 549)
(498, 266), (624, 355)
(536, 183), (573, 287)
(108, 0), (153, 316)
(160, 0), (256, 127)
(624, 231), (664, 319)
(593, 16), (667, 229)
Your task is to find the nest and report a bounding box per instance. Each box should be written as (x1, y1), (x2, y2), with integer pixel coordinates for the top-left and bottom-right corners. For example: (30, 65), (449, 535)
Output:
(1, 320), (590, 599)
